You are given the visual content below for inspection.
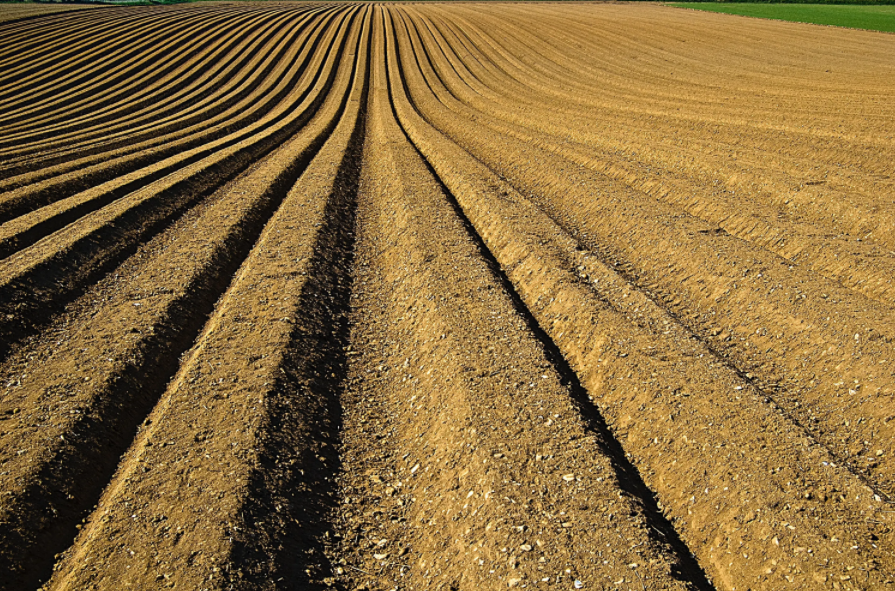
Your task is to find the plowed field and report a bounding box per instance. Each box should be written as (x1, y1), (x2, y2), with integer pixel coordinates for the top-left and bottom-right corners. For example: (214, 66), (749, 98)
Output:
(0, 2), (97, 25)
(1, 3), (894, 590)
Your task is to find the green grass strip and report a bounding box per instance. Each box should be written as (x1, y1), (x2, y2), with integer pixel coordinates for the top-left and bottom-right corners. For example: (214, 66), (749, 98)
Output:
(669, 3), (895, 32)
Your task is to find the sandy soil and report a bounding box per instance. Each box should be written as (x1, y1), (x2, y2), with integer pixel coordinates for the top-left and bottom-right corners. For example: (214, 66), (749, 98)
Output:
(0, 2), (98, 24)
(0, 3), (893, 591)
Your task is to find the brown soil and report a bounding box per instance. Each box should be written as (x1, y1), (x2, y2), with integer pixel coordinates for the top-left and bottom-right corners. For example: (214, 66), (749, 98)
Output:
(0, 3), (893, 591)
(0, 3), (98, 25)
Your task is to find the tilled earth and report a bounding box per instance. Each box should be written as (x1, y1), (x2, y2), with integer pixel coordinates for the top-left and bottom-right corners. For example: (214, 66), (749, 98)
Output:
(0, 3), (894, 590)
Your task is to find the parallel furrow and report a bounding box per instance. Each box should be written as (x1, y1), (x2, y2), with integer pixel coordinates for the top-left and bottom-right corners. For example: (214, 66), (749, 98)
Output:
(0, 7), (323, 176)
(0, 3), (99, 27)
(411, 8), (895, 310)
(0, 8), (333, 218)
(0, 4), (892, 591)
(0, 6), (293, 150)
(40, 10), (370, 591)
(0, 7), (349, 361)
(398, 5), (895, 502)
(0, 6), (235, 111)
(432, 5), (895, 248)
(387, 7), (895, 590)
(330, 14), (707, 591)
(0, 8), (365, 590)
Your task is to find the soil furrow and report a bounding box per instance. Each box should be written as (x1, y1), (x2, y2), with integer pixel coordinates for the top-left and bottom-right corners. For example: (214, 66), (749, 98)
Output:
(397, 6), (895, 504)
(0, 6), (320, 164)
(0, 3), (99, 27)
(387, 9), (895, 589)
(0, 7), (229, 113)
(0, 8), (170, 73)
(0, 7), (354, 363)
(330, 13), (701, 590)
(0, 5), (246, 88)
(41, 9), (369, 590)
(0, 8), (334, 217)
(0, 6), (151, 46)
(0, 8), (365, 590)
(431, 5), (895, 253)
(0, 6), (294, 152)
(0, 3), (892, 589)
(0, 7), (330, 207)
(408, 8), (895, 312)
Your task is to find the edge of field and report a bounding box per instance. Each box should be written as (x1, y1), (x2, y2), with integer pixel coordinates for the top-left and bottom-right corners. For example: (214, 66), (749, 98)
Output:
(0, 1), (100, 24)
(668, 2), (895, 32)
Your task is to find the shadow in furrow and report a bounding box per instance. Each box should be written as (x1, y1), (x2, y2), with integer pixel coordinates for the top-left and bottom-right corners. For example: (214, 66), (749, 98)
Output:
(0, 8), (328, 179)
(0, 9), (335, 224)
(0, 9), (304, 162)
(537, 210), (895, 506)
(0, 7), (225, 110)
(387, 90), (716, 590)
(0, 22), (363, 591)
(381, 21), (715, 587)
(0, 12), (356, 367)
(225, 35), (369, 591)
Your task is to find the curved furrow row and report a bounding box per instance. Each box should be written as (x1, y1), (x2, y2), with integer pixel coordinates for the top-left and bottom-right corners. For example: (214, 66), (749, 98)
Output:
(0, 7), (314, 137)
(423, 5), (895, 226)
(409, 11), (895, 314)
(0, 6), (162, 69)
(387, 6), (894, 590)
(0, 8), (333, 194)
(330, 12), (704, 591)
(400, 5), (895, 501)
(0, 6), (351, 362)
(468, 4), (895, 156)
(0, 7), (367, 590)
(503, 7), (895, 197)
(430, 5), (895, 249)
(0, 4), (893, 591)
(0, 6), (294, 148)
(0, 3), (99, 27)
(0, 7), (295, 133)
(39, 10), (370, 591)
(0, 7), (322, 168)
(0, 6), (236, 109)
(0, 8), (335, 230)
(0, 4), (277, 85)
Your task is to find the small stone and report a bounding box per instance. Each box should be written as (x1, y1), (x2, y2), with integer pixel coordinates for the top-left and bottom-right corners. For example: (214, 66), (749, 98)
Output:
(520, 544), (532, 551)
(373, 553), (388, 560)
(574, 581), (584, 589)
(562, 474), (575, 482)
(508, 578), (522, 587)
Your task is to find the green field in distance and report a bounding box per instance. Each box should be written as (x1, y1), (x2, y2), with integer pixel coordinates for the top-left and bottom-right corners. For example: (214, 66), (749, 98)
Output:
(670, 3), (895, 32)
